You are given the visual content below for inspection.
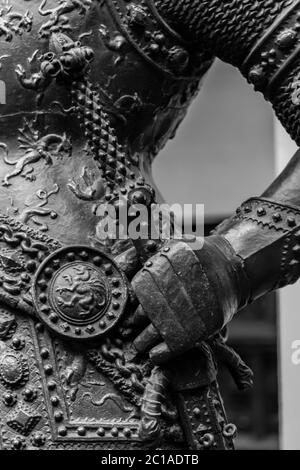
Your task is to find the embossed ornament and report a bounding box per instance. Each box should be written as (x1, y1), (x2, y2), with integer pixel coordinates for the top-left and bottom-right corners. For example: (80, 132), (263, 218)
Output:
(0, 343), (29, 389)
(33, 246), (128, 341)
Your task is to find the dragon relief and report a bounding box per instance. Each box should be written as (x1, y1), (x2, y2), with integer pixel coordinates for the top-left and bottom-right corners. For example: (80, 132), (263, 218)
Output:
(38, 0), (92, 39)
(18, 184), (60, 232)
(0, 1), (33, 42)
(54, 264), (108, 321)
(0, 119), (72, 187)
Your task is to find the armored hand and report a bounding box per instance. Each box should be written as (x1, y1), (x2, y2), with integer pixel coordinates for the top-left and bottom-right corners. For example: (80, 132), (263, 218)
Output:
(131, 236), (249, 365)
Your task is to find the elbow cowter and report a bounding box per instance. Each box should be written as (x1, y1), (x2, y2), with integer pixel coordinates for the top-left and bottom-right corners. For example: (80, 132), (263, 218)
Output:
(154, 0), (300, 145)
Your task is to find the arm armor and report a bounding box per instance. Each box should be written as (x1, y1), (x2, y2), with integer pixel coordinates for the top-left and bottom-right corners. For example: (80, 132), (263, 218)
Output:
(152, 0), (300, 305)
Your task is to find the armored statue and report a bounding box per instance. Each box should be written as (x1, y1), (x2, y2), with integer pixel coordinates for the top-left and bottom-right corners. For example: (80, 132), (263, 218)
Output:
(0, 0), (300, 451)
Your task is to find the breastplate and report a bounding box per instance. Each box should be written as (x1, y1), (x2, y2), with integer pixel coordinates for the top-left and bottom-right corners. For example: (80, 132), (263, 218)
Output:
(0, 0), (222, 450)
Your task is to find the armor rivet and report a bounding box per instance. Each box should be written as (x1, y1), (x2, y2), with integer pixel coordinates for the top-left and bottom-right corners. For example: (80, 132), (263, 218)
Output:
(35, 323), (44, 333)
(223, 423), (237, 438)
(41, 348), (49, 359)
(45, 267), (54, 278)
(149, 43), (160, 54)
(39, 294), (47, 304)
(50, 313), (59, 323)
(268, 48), (277, 58)
(31, 432), (46, 448)
(147, 240), (157, 252)
(3, 392), (17, 407)
(123, 427), (131, 438)
(26, 260), (36, 272)
(163, 247), (170, 253)
(93, 256), (102, 266)
(193, 407), (201, 418)
(244, 205), (252, 213)
(146, 261), (153, 268)
(131, 190), (147, 204)
(97, 427), (105, 437)
(61, 323), (70, 332)
(41, 306), (50, 314)
(86, 325), (95, 334)
(77, 426), (86, 436)
(21, 273), (30, 283)
(288, 217), (296, 227)
(105, 264), (113, 275)
(276, 29), (297, 49)
(248, 66), (266, 86)
(54, 411), (64, 422)
(75, 328), (82, 335)
(51, 396), (59, 406)
(12, 336), (25, 350)
(58, 426), (67, 436)
(107, 312), (116, 320)
(23, 388), (37, 402)
(200, 433), (214, 448)
(11, 437), (26, 450)
(111, 427), (119, 437)
(113, 302), (120, 310)
(66, 252), (76, 261)
(154, 33), (166, 44)
(47, 380), (56, 391)
(273, 213), (282, 222)
(80, 251), (89, 260)
(38, 280), (47, 290)
(44, 364), (53, 375)
(99, 320), (106, 329)
(293, 245), (300, 254)
(257, 207), (266, 216)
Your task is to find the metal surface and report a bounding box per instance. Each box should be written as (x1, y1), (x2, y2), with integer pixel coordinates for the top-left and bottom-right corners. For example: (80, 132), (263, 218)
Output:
(1, 0), (299, 452)
(0, 0), (228, 450)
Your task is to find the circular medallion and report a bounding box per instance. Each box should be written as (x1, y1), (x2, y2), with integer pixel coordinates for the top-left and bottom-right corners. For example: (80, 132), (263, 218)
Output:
(33, 246), (128, 341)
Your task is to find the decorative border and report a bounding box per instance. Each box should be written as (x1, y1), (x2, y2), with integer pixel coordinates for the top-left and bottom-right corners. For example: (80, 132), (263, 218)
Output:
(241, 0), (300, 98)
(235, 197), (300, 232)
(104, 0), (211, 80)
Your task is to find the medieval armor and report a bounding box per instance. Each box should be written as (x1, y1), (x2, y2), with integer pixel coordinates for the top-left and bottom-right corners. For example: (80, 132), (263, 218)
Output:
(0, 0), (299, 451)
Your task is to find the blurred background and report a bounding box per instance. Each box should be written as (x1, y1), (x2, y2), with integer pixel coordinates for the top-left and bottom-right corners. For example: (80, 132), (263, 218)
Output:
(153, 59), (289, 450)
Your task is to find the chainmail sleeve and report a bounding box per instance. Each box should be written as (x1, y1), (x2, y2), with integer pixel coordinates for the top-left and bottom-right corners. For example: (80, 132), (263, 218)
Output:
(154, 0), (300, 145)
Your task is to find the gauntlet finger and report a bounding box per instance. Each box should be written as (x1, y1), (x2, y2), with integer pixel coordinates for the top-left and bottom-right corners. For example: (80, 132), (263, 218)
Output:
(149, 342), (174, 365)
(133, 322), (161, 354)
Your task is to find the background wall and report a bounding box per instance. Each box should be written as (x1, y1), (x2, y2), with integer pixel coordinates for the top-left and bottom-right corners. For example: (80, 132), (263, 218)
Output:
(274, 123), (299, 450)
(153, 60), (275, 219)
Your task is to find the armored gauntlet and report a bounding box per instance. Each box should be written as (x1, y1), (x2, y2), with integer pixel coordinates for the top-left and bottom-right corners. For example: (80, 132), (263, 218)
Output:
(132, 236), (249, 364)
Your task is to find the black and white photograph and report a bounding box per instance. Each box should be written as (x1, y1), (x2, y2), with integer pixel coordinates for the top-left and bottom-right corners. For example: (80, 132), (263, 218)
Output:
(0, 0), (300, 455)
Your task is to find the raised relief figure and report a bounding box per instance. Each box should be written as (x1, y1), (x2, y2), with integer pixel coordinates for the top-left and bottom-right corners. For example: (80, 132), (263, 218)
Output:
(0, 0), (300, 450)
